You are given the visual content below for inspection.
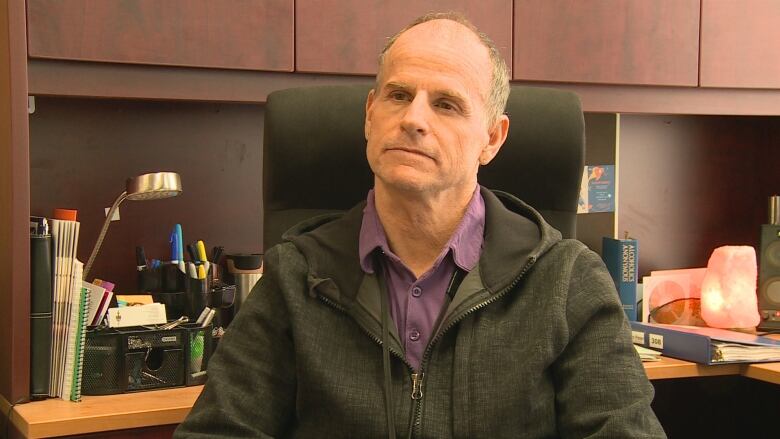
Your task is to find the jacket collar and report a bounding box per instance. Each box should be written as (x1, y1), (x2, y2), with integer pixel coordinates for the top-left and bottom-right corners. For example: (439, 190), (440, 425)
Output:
(285, 187), (561, 334)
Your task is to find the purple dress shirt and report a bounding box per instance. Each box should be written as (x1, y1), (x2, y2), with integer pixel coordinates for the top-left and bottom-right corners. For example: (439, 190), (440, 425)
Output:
(359, 187), (485, 370)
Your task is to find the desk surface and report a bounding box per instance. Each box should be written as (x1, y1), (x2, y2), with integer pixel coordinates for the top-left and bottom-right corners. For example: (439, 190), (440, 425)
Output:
(9, 385), (202, 438)
(9, 359), (780, 438)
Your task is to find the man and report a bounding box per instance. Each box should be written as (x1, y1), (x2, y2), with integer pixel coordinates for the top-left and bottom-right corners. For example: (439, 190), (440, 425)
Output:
(176, 12), (665, 438)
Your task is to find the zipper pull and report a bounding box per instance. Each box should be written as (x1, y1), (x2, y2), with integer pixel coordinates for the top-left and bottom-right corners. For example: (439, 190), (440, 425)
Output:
(411, 373), (424, 400)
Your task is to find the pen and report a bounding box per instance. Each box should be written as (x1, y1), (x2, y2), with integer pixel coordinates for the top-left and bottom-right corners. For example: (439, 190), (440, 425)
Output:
(135, 246), (147, 271)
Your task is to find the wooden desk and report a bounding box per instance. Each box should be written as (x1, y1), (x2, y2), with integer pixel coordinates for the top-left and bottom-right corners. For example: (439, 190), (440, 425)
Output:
(8, 386), (202, 438)
(642, 355), (746, 380)
(743, 362), (780, 385)
(7, 359), (780, 438)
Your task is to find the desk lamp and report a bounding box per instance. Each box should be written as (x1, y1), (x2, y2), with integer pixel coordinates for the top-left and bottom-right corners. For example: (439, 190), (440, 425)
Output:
(83, 172), (182, 280)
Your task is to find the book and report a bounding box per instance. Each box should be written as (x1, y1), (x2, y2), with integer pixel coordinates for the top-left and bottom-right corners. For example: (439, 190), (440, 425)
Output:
(61, 261), (89, 401)
(83, 281), (112, 326)
(30, 217), (53, 399)
(602, 237), (639, 321)
(631, 321), (780, 365)
(49, 217), (81, 397)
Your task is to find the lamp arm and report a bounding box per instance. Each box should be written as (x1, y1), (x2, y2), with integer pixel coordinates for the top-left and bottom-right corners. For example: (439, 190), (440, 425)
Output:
(83, 191), (128, 281)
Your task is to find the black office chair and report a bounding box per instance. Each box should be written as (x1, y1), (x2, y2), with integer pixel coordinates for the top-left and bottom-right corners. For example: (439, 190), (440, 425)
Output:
(262, 85), (584, 250)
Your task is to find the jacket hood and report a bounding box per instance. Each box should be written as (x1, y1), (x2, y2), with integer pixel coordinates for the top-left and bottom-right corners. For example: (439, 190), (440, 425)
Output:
(283, 187), (562, 301)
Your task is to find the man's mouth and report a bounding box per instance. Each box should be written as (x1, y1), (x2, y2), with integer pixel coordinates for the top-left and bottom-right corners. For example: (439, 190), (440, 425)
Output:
(386, 146), (433, 160)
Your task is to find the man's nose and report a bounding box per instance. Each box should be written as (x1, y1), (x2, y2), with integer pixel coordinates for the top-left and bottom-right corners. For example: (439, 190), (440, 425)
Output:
(400, 95), (430, 136)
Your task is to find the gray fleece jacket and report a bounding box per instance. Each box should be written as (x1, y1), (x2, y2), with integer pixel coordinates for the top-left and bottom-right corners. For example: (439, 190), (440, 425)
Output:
(175, 188), (666, 438)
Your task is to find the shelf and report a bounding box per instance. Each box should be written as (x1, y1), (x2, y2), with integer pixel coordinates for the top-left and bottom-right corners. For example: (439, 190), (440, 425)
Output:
(7, 357), (780, 438)
(9, 385), (202, 438)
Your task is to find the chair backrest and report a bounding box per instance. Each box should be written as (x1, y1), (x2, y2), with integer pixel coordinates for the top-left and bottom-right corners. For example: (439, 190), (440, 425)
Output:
(263, 85), (584, 250)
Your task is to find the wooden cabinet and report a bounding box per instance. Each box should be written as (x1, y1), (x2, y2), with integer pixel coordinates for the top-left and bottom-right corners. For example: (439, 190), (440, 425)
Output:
(513, 0), (700, 86)
(26, 0), (294, 72)
(700, 0), (780, 89)
(295, 0), (513, 75)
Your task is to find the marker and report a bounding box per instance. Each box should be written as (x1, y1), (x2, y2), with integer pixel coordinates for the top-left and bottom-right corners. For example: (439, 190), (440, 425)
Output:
(211, 246), (223, 265)
(188, 262), (198, 279)
(170, 224), (185, 273)
(196, 240), (210, 276)
(186, 243), (198, 264)
(135, 246), (147, 271)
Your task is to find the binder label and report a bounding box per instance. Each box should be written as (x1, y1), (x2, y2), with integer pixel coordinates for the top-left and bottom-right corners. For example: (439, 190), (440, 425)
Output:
(649, 333), (664, 349)
(632, 330), (645, 345)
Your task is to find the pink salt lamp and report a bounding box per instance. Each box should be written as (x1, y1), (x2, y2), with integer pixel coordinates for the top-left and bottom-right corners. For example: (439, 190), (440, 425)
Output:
(700, 246), (760, 329)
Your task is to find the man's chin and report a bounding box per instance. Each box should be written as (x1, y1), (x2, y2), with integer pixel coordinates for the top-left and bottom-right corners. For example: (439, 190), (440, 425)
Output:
(376, 172), (437, 194)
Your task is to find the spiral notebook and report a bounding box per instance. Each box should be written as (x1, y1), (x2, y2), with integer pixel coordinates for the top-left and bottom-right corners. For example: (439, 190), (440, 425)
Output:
(61, 261), (90, 401)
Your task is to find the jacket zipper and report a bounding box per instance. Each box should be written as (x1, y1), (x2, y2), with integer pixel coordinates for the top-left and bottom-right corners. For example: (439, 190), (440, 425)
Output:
(408, 256), (536, 438)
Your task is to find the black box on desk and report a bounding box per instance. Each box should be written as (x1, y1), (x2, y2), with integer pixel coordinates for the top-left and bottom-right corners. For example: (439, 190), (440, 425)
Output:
(81, 324), (212, 395)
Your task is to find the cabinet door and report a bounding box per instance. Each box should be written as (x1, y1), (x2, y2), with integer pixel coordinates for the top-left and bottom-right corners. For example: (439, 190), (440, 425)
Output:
(700, 0), (780, 88)
(295, 0), (512, 75)
(27, 0), (294, 72)
(514, 0), (700, 86)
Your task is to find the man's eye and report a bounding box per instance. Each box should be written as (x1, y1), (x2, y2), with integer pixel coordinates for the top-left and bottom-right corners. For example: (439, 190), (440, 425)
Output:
(435, 101), (457, 111)
(389, 91), (409, 101)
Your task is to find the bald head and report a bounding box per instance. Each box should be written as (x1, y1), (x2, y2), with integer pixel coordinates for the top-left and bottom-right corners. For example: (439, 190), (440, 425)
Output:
(377, 13), (510, 125)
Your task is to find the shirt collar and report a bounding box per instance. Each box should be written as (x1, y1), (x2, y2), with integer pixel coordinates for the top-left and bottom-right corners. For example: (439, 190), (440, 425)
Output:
(358, 186), (485, 274)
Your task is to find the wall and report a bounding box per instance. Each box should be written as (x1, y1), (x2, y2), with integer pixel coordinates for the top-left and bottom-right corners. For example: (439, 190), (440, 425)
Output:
(29, 98), (264, 291)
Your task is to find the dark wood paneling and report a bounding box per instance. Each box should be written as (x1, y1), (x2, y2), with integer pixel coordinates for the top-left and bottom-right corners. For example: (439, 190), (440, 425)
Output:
(514, 0), (700, 86)
(0, 0), (31, 403)
(700, 0), (780, 89)
(28, 60), (780, 115)
(28, 59), (375, 103)
(653, 376), (780, 438)
(29, 98), (264, 292)
(295, 0), (513, 75)
(27, 0), (294, 72)
(618, 115), (780, 278)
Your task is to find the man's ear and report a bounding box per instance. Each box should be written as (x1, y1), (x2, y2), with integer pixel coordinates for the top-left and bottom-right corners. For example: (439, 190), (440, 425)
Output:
(480, 114), (510, 165)
(364, 88), (376, 140)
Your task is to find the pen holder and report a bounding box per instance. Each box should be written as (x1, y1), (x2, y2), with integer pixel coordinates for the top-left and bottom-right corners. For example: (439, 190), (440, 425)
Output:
(209, 282), (237, 330)
(144, 263), (214, 321)
(82, 326), (186, 395)
(184, 323), (213, 386)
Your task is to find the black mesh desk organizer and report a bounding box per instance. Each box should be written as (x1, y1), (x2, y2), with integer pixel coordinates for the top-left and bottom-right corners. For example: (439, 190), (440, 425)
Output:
(81, 323), (212, 395)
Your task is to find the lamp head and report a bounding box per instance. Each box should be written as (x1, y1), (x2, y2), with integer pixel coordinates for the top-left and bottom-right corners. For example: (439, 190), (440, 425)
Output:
(126, 172), (182, 201)
(83, 171), (182, 281)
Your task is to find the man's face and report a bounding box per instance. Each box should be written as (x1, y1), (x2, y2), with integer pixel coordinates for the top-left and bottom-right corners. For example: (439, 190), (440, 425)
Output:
(364, 20), (508, 197)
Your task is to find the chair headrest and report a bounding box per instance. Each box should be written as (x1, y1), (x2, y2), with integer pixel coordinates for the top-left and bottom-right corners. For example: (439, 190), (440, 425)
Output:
(263, 85), (584, 249)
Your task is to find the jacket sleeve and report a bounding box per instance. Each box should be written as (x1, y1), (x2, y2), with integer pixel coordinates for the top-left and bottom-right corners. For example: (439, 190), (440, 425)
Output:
(174, 246), (297, 438)
(552, 248), (667, 439)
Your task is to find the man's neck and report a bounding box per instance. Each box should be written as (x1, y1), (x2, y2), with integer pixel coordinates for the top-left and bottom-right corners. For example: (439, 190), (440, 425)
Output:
(374, 182), (477, 278)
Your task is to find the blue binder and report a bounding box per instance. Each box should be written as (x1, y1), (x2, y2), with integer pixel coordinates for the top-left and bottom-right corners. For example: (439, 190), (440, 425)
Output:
(630, 321), (780, 365)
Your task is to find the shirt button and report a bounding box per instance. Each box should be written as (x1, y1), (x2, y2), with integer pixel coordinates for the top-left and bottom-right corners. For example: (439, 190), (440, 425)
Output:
(409, 329), (420, 341)
(411, 286), (422, 297)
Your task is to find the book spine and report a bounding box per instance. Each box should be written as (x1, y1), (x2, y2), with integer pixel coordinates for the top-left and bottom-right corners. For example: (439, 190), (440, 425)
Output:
(630, 322), (714, 364)
(602, 237), (639, 321)
(30, 233), (53, 399)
